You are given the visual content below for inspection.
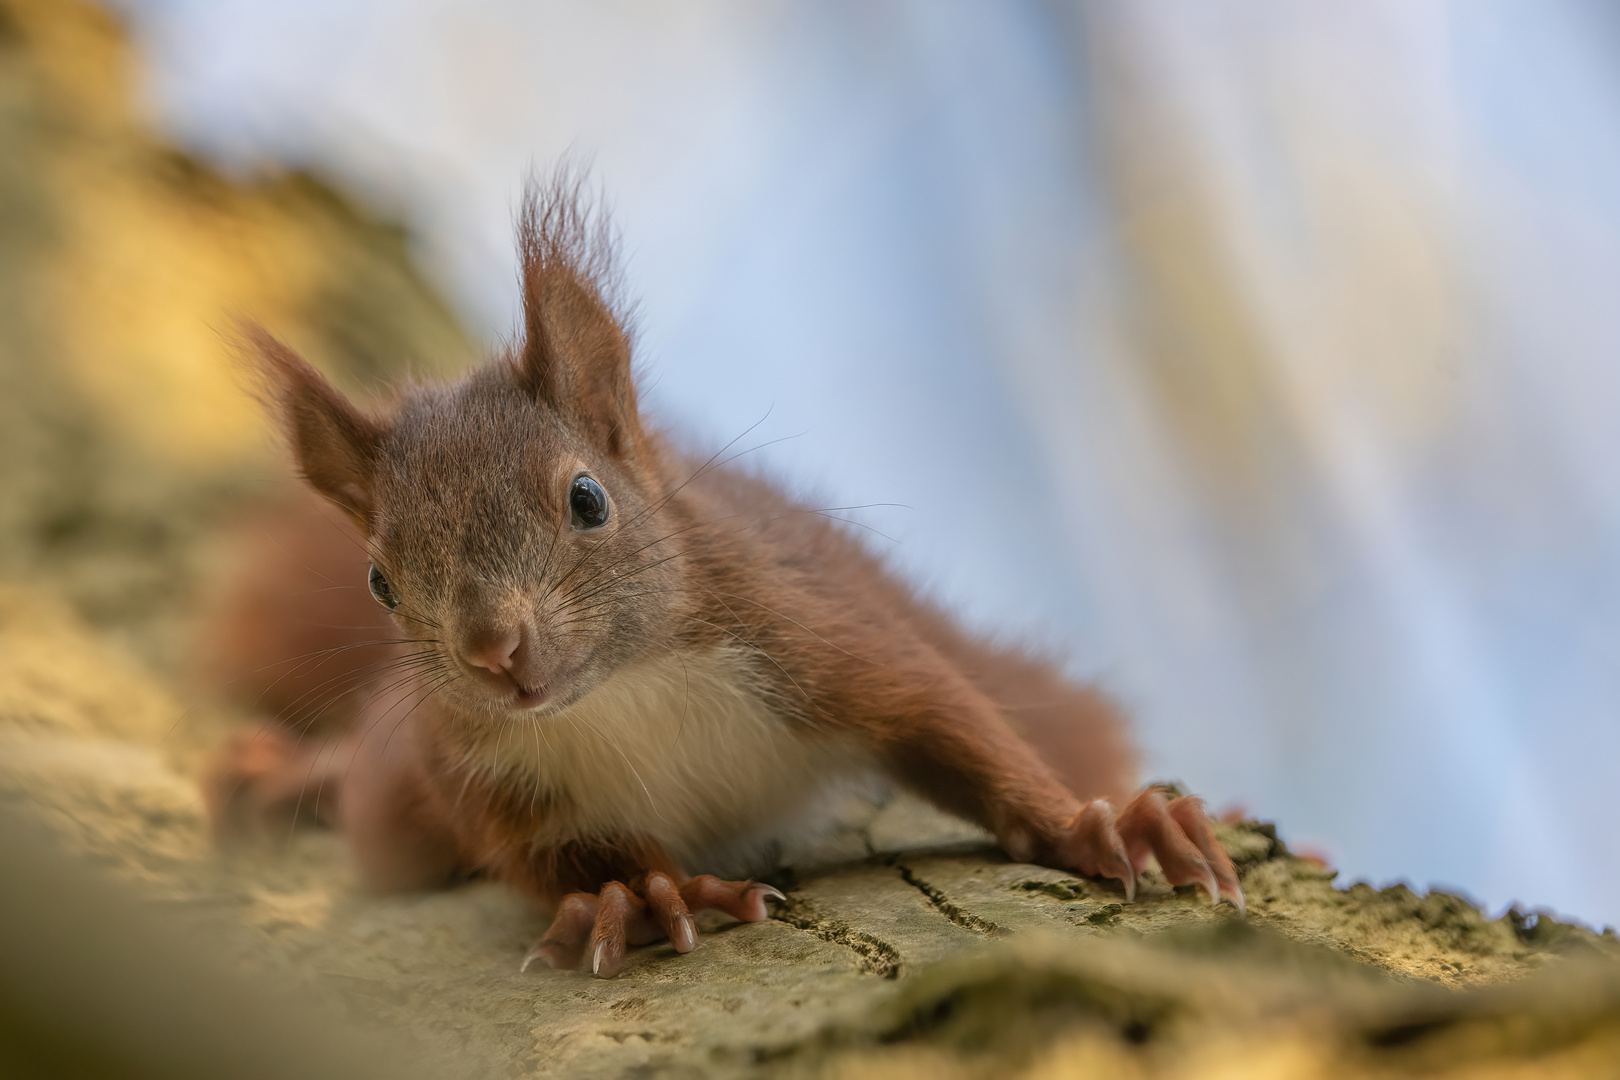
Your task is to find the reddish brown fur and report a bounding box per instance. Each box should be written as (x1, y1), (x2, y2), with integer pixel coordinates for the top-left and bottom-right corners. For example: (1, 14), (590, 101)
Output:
(204, 175), (1238, 971)
(201, 494), (394, 739)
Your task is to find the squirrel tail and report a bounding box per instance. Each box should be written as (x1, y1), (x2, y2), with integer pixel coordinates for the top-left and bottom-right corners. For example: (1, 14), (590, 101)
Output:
(199, 493), (392, 740)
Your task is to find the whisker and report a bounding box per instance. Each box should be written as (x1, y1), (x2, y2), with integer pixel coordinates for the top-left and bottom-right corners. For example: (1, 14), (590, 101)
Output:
(340, 668), (460, 779)
(705, 589), (882, 667)
(608, 406), (776, 537)
(668, 644), (691, 745)
(668, 612), (827, 730)
(536, 409), (793, 608)
(231, 638), (439, 713)
(285, 662), (452, 839)
(268, 649), (447, 735)
(565, 713), (668, 825)
(376, 671), (460, 761)
(267, 658), (452, 771)
(551, 548), (692, 614)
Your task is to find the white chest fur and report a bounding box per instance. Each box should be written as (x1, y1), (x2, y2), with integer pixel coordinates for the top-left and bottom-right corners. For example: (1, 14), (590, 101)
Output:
(464, 645), (870, 873)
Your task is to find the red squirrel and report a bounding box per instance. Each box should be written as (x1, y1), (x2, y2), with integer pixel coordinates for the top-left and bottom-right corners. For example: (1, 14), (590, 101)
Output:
(204, 179), (1243, 979)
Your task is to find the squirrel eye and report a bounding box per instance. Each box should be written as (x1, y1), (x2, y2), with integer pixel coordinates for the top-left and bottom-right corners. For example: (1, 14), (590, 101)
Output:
(569, 475), (610, 530)
(368, 562), (401, 610)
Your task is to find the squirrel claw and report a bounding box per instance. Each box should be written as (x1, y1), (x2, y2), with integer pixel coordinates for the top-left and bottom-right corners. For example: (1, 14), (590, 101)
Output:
(1162, 791), (1245, 915)
(526, 872), (786, 978)
(1059, 788), (1244, 914)
(1059, 798), (1136, 901)
(751, 883), (787, 904)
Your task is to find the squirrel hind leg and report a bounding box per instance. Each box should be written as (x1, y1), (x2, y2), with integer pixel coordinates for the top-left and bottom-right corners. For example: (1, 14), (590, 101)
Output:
(202, 724), (346, 844)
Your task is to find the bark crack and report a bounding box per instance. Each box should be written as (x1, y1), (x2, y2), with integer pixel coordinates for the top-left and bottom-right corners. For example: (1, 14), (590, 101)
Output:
(894, 861), (1009, 938)
(771, 902), (901, 979)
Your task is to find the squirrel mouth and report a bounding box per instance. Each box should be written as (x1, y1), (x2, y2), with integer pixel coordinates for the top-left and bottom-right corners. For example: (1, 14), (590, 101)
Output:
(511, 683), (549, 709)
(506, 659), (587, 713)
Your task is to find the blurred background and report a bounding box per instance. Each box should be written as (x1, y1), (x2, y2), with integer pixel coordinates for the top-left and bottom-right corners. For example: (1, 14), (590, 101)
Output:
(3, 0), (1617, 930)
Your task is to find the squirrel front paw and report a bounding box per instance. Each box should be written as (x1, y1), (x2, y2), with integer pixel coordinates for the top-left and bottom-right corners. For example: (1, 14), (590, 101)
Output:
(523, 874), (785, 979)
(1058, 786), (1245, 914)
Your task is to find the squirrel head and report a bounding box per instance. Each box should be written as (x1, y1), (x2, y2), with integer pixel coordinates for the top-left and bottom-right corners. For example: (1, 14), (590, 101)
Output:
(248, 178), (685, 718)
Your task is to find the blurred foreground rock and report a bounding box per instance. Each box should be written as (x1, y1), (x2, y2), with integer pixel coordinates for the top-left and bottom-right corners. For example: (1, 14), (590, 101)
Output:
(1, 1), (1618, 1077)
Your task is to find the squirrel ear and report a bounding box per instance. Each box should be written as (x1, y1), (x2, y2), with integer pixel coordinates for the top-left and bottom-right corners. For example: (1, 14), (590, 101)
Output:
(515, 180), (641, 457)
(244, 325), (384, 528)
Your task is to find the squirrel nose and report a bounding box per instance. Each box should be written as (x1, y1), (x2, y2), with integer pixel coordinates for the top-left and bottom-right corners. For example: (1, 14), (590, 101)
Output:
(463, 626), (522, 675)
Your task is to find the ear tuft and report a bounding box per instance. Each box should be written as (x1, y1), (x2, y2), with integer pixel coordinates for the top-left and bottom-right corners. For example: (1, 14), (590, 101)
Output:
(242, 324), (384, 527)
(515, 170), (641, 456)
